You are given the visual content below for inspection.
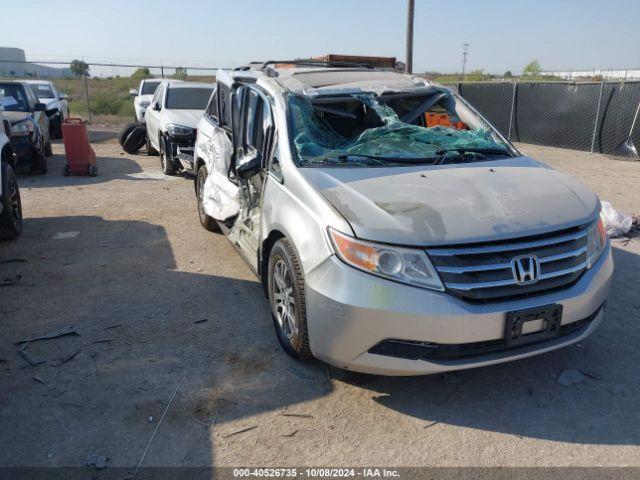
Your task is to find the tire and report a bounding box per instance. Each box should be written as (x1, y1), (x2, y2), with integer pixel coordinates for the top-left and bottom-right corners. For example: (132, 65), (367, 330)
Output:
(122, 125), (146, 154)
(31, 148), (47, 174)
(44, 137), (53, 157)
(268, 239), (312, 359)
(0, 162), (23, 240)
(146, 131), (158, 155)
(159, 134), (175, 175)
(196, 165), (220, 232)
(118, 121), (141, 147)
(87, 165), (98, 177)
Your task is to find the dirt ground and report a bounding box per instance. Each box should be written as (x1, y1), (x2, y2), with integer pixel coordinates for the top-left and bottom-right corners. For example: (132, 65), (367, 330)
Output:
(0, 133), (639, 471)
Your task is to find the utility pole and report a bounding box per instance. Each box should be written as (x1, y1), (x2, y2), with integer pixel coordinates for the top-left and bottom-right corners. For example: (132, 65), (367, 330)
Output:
(462, 42), (470, 79)
(405, 0), (414, 74)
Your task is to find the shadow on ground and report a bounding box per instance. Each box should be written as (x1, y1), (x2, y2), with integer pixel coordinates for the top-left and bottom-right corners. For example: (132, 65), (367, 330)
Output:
(0, 214), (638, 470)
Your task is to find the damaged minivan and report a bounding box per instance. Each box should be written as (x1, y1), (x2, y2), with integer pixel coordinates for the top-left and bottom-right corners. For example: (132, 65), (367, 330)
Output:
(194, 63), (612, 375)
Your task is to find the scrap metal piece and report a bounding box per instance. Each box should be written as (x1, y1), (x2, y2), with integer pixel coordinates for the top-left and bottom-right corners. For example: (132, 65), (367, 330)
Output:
(15, 326), (79, 345)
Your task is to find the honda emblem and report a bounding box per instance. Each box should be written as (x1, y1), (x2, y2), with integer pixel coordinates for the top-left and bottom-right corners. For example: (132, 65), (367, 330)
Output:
(511, 254), (541, 285)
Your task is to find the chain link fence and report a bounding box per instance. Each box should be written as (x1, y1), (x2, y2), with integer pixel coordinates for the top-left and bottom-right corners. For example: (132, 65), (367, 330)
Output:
(453, 81), (640, 158)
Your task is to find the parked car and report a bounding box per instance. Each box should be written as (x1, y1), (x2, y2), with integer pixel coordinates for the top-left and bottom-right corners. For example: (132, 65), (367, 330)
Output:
(145, 81), (213, 175)
(0, 81), (52, 174)
(129, 78), (163, 123)
(24, 80), (69, 139)
(0, 108), (22, 240)
(193, 63), (613, 376)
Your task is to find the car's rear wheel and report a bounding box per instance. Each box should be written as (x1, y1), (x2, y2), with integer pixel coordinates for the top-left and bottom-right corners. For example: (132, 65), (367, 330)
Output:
(196, 164), (220, 232)
(268, 239), (312, 359)
(0, 161), (23, 240)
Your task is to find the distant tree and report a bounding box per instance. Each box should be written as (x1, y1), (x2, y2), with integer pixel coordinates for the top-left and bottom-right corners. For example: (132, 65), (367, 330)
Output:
(523, 60), (542, 78)
(503, 70), (513, 79)
(131, 67), (152, 80)
(466, 69), (487, 81)
(173, 66), (188, 80)
(70, 59), (90, 78)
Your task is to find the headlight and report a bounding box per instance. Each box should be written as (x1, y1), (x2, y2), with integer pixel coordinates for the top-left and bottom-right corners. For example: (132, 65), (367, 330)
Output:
(166, 124), (193, 136)
(10, 119), (35, 136)
(586, 217), (607, 268)
(328, 228), (444, 291)
(139, 100), (150, 109)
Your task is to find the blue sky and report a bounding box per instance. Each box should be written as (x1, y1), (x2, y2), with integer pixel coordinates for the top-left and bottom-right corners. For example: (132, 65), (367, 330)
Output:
(4, 0), (639, 75)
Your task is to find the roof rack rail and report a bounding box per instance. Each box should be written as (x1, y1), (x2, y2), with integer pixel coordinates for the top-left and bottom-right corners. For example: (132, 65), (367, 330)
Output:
(260, 59), (376, 70)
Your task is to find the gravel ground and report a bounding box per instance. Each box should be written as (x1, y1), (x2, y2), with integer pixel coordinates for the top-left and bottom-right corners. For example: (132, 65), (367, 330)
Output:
(0, 135), (638, 470)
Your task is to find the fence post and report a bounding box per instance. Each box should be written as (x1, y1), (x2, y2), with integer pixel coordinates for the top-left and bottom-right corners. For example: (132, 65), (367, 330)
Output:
(507, 81), (517, 141)
(590, 80), (605, 154)
(83, 73), (92, 123)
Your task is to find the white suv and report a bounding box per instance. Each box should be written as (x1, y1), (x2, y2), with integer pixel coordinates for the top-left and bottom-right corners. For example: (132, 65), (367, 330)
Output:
(145, 81), (213, 175)
(24, 80), (69, 138)
(129, 79), (163, 123)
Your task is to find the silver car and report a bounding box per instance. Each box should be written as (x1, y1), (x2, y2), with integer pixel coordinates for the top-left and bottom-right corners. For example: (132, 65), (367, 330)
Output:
(193, 63), (613, 376)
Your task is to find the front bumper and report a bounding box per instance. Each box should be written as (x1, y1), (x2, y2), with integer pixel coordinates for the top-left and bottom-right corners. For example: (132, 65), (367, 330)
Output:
(10, 135), (38, 162)
(305, 244), (613, 375)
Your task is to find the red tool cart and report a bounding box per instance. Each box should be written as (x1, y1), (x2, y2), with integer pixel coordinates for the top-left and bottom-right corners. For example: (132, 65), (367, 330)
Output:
(61, 118), (97, 176)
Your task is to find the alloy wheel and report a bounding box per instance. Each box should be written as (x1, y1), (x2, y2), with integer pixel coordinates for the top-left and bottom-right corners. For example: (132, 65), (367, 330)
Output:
(272, 258), (297, 340)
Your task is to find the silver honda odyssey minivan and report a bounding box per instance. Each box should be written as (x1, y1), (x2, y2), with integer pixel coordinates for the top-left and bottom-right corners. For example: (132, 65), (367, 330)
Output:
(193, 62), (612, 375)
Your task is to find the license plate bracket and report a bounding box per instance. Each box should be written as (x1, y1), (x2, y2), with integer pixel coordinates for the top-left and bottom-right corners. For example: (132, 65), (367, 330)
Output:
(505, 304), (563, 347)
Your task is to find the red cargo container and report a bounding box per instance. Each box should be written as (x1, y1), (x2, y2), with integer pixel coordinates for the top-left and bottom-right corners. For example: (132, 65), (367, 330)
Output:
(61, 118), (97, 176)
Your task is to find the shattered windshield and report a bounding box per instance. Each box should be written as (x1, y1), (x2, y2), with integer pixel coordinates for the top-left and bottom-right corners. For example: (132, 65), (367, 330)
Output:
(288, 88), (516, 167)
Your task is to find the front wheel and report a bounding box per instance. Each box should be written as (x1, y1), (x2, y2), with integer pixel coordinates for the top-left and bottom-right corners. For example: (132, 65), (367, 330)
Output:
(159, 135), (175, 175)
(268, 239), (312, 359)
(0, 162), (23, 240)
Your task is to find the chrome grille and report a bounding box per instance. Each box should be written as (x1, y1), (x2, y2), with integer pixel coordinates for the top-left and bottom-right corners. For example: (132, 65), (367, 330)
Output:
(428, 224), (591, 302)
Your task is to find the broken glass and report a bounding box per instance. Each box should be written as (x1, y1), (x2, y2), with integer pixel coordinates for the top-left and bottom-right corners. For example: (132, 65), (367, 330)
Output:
(289, 91), (511, 166)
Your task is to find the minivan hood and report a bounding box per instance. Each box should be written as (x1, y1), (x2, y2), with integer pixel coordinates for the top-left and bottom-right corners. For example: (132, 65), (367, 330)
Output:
(164, 109), (204, 128)
(300, 156), (600, 246)
(3, 111), (31, 124)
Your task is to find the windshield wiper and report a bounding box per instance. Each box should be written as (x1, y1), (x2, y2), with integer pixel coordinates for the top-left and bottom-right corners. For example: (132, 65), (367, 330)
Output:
(432, 147), (513, 165)
(335, 154), (436, 165)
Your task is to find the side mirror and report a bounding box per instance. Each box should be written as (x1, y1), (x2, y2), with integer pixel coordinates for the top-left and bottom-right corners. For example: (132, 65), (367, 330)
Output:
(236, 149), (262, 179)
(129, 89), (138, 97)
(152, 102), (161, 111)
(59, 93), (68, 100)
(34, 103), (46, 112)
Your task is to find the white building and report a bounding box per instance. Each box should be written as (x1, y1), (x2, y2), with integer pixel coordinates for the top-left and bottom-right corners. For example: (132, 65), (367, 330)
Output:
(0, 47), (71, 79)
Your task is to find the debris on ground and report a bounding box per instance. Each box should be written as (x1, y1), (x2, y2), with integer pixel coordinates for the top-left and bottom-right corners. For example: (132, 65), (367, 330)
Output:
(424, 421), (439, 430)
(600, 201), (633, 237)
(558, 369), (586, 386)
(50, 349), (81, 367)
(105, 324), (122, 330)
(579, 369), (602, 380)
(0, 258), (26, 264)
(222, 425), (257, 438)
(15, 325), (79, 345)
(33, 376), (47, 385)
(194, 318), (208, 324)
(281, 429), (299, 437)
(93, 338), (115, 344)
(84, 453), (110, 470)
(51, 231), (80, 240)
(1, 275), (22, 287)
(280, 412), (313, 419)
(18, 349), (45, 367)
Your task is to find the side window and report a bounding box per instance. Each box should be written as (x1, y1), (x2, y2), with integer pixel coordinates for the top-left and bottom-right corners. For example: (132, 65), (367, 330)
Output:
(218, 83), (232, 130)
(242, 88), (274, 165)
(206, 87), (218, 122)
(151, 85), (163, 108)
(25, 86), (37, 108)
